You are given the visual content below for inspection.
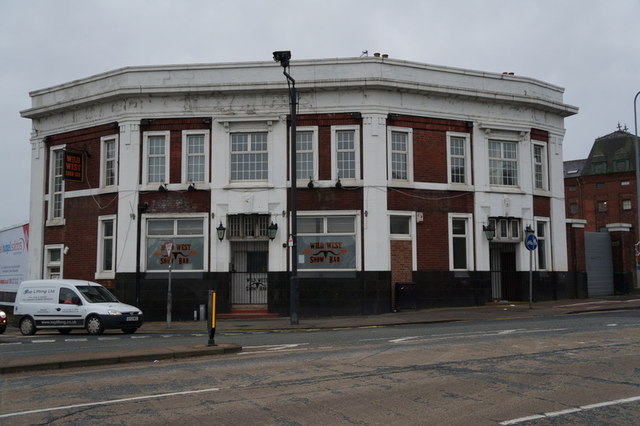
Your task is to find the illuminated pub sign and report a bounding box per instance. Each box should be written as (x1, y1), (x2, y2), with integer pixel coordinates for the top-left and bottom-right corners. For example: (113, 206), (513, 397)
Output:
(64, 151), (83, 181)
(297, 236), (356, 269)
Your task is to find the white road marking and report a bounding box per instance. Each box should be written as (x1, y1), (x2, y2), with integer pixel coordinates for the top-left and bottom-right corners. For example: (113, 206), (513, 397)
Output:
(32, 339), (55, 343)
(65, 338), (87, 342)
(500, 395), (640, 424)
(389, 336), (420, 343)
(0, 387), (221, 419)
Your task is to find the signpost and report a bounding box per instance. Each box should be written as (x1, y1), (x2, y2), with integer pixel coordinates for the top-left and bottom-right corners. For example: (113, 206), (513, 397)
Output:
(164, 241), (174, 328)
(524, 233), (538, 309)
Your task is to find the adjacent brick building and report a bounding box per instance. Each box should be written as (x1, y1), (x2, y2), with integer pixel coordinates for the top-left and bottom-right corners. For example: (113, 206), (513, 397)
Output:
(17, 57), (578, 320)
(564, 129), (638, 295)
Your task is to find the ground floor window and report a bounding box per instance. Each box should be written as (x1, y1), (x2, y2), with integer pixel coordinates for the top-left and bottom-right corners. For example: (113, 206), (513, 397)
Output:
(145, 217), (206, 271)
(297, 214), (357, 270)
(536, 219), (548, 270)
(44, 244), (64, 278)
(449, 213), (473, 271)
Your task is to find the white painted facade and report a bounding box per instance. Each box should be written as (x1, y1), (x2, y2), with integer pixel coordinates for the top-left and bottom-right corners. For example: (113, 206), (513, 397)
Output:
(20, 57), (577, 314)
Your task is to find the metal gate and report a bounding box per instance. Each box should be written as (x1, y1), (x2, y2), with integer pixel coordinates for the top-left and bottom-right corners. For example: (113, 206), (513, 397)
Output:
(585, 232), (613, 296)
(230, 241), (268, 305)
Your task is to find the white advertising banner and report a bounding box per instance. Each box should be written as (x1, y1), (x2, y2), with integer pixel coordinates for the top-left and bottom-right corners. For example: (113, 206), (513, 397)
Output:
(0, 223), (29, 296)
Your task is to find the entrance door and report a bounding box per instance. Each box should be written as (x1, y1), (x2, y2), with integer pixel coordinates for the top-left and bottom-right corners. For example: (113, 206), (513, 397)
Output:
(230, 241), (268, 305)
(490, 243), (517, 301)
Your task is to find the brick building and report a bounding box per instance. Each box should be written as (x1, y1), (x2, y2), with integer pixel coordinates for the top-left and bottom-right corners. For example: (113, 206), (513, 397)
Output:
(564, 129), (638, 295)
(17, 57), (577, 320)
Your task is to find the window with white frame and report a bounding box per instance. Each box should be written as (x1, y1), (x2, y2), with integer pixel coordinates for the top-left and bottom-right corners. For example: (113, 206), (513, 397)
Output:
(448, 133), (470, 184)
(297, 215), (357, 270)
(145, 217), (206, 271)
(489, 217), (520, 241)
(96, 216), (116, 278)
(489, 140), (518, 186)
(230, 132), (268, 181)
(390, 215), (411, 237)
(101, 135), (118, 188)
(536, 220), (548, 270)
(449, 214), (473, 270)
(143, 131), (170, 184)
(623, 199), (632, 210)
(182, 130), (209, 183)
(295, 128), (317, 181)
(44, 244), (64, 279)
(533, 143), (547, 190)
(332, 126), (360, 180)
(389, 129), (412, 181)
(49, 147), (65, 220)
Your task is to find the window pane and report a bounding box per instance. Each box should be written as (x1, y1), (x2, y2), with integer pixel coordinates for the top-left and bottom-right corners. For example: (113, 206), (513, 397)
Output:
(49, 248), (61, 262)
(177, 219), (203, 235)
(452, 237), (467, 269)
(148, 220), (174, 235)
(390, 216), (410, 235)
(452, 218), (466, 235)
(327, 217), (354, 233)
(298, 217), (323, 233)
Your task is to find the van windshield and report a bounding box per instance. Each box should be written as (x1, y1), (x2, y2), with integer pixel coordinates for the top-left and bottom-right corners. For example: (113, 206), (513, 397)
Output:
(76, 286), (120, 303)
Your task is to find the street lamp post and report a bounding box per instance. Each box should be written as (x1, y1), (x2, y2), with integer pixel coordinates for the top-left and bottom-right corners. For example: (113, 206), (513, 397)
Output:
(273, 51), (299, 325)
(634, 91), (640, 289)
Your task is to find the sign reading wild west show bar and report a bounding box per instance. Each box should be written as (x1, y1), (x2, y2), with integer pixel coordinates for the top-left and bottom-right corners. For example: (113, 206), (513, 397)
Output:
(298, 236), (356, 269)
(149, 240), (204, 271)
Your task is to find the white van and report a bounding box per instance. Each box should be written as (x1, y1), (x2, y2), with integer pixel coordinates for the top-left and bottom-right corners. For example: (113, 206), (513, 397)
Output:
(13, 279), (143, 335)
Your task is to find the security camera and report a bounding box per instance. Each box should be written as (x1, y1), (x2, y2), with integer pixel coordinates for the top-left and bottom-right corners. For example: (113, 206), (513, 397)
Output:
(273, 51), (291, 67)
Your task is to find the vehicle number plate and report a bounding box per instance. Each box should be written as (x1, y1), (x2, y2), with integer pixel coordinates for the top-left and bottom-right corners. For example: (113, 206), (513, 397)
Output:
(126, 316), (138, 322)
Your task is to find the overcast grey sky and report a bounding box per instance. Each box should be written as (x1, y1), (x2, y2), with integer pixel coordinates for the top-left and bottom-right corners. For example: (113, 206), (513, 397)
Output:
(1, 0), (638, 229)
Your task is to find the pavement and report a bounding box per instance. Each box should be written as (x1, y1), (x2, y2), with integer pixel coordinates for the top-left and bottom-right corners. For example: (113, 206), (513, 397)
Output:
(2, 296), (640, 374)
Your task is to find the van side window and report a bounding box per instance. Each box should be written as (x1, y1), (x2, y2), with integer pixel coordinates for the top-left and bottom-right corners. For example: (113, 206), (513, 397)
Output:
(59, 288), (77, 304)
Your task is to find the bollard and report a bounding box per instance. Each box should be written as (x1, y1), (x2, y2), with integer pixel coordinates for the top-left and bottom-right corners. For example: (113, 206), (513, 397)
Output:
(207, 290), (217, 346)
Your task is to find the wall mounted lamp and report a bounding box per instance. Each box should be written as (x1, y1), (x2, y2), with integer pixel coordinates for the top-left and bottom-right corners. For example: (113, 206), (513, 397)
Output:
(307, 178), (314, 189)
(268, 221), (278, 240)
(483, 224), (495, 241)
(187, 183), (196, 192)
(216, 221), (226, 241)
(158, 183), (168, 192)
(335, 177), (342, 189)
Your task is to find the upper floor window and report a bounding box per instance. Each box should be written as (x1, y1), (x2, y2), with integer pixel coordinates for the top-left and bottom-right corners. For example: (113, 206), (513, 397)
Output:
(388, 129), (412, 181)
(597, 200), (608, 213)
(489, 140), (518, 186)
(101, 135), (118, 188)
(332, 126), (360, 180)
(295, 128), (318, 181)
(182, 130), (209, 183)
(231, 132), (268, 181)
(591, 161), (607, 174)
(49, 147), (65, 220)
(447, 133), (470, 185)
(390, 215), (411, 236)
(623, 199), (632, 210)
(143, 131), (170, 184)
(533, 143), (547, 190)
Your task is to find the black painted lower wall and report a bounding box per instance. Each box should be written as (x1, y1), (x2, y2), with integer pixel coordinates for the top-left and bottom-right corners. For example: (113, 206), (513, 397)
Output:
(107, 270), (590, 322)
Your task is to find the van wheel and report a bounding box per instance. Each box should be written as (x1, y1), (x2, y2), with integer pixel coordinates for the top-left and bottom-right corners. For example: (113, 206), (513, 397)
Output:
(58, 329), (72, 335)
(122, 328), (137, 334)
(86, 316), (104, 335)
(19, 317), (37, 335)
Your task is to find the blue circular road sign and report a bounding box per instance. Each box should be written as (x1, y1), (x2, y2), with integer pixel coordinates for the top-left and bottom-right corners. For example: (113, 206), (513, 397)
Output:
(525, 234), (538, 251)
